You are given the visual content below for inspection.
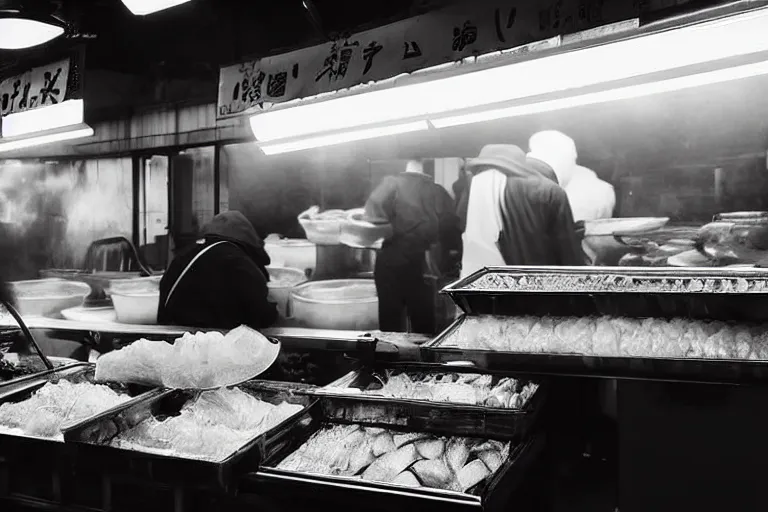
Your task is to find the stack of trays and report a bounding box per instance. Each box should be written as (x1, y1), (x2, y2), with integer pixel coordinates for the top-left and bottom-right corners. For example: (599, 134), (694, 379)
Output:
(239, 366), (545, 511)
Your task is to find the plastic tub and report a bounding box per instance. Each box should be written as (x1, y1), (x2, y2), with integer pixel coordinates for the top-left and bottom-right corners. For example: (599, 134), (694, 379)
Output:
(264, 238), (317, 274)
(290, 279), (378, 330)
(339, 209), (389, 249)
(298, 208), (346, 246)
(110, 292), (159, 325)
(10, 279), (92, 318)
(266, 267), (307, 318)
(105, 276), (162, 296)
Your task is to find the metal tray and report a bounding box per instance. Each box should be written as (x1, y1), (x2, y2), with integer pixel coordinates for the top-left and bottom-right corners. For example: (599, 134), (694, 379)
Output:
(422, 316), (768, 385)
(245, 401), (544, 512)
(442, 267), (768, 322)
(0, 364), (157, 506)
(309, 367), (543, 440)
(63, 380), (317, 493)
(0, 361), (88, 393)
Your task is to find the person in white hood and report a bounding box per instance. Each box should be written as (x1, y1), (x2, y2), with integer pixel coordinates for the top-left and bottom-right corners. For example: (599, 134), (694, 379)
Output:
(566, 165), (616, 222)
(527, 130), (578, 189)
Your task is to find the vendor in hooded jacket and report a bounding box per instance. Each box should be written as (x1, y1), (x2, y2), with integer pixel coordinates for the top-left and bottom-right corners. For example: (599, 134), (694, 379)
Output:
(157, 211), (278, 330)
(457, 144), (584, 278)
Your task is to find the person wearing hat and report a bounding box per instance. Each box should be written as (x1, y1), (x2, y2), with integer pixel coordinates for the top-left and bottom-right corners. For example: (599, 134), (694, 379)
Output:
(459, 144), (583, 278)
(157, 210), (278, 330)
(364, 159), (461, 334)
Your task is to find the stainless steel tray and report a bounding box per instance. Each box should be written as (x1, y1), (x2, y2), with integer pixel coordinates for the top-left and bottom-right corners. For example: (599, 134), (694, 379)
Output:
(422, 316), (768, 384)
(0, 364), (158, 505)
(245, 400), (544, 511)
(63, 380), (317, 493)
(310, 368), (543, 440)
(445, 266), (768, 295)
(442, 267), (768, 323)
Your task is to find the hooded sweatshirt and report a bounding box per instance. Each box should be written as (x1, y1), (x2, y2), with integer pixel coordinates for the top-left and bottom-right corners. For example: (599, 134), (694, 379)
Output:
(499, 156), (583, 266)
(460, 154), (583, 272)
(157, 211), (278, 330)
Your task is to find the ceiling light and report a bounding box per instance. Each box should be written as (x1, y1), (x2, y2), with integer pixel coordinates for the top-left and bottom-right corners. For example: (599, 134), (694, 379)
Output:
(121, 0), (192, 16)
(259, 121), (428, 155)
(0, 124), (94, 154)
(249, 6), (768, 142)
(0, 11), (65, 50)
(432, 59), (768, 128)
(1, 100), (84, 138)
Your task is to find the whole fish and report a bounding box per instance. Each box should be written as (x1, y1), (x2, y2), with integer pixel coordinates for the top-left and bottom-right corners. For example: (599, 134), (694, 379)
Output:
(457, 459), (491, 492)
(411, 459), (454, 489)
(362, 444), (419, 483)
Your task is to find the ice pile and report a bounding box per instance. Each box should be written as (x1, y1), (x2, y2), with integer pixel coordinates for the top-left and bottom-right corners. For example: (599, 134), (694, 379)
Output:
(111, 387), (303, 461)
(95, 325), (278, 389)
(0, 380), (131, 439)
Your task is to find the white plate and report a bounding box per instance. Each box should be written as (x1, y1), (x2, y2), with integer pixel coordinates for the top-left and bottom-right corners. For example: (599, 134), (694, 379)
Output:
(667, 250), (713, 267)
(60, 306), (118, 323)
(584, 217), (670, 236)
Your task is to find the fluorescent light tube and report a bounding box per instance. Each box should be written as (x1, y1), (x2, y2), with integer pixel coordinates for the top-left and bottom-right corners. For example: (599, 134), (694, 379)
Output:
(2, 100), (85, 138)
(121, 0), (191, 15)
(0, 125), (94, 153)
(249, 7), (768, 142)
(431, 59), (768, 128)
(0, 17), (64, 50)
(259, 121), (428, 155)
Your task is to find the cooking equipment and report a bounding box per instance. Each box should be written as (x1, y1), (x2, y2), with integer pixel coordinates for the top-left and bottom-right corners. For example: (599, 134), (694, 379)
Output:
(267, 267), (307, 318)
(290, 279), (378, 330)
(10, 279), (91, 318)
(63, 380), (315, 493)
(314, 244), (376, 280)
(264, 237), (317, 275)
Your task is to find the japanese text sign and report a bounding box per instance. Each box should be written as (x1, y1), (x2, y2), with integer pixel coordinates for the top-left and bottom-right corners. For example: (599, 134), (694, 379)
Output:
(217, 0), (639, 118)
(0, 58), (71, 118)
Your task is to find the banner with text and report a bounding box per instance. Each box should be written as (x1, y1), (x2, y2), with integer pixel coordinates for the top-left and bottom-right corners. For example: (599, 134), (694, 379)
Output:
(0, 58), (72, 118)
(217, 0), (643, 118)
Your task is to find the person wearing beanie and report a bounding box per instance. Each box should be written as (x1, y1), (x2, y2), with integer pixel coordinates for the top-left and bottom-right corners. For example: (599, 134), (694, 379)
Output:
(459, 144), (583, 278)
(157, 210), (278, 330)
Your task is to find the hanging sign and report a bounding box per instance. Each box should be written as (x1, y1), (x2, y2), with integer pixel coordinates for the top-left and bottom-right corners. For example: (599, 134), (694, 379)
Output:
(0, 58), (72, 118)
(217, 0), (639, 119)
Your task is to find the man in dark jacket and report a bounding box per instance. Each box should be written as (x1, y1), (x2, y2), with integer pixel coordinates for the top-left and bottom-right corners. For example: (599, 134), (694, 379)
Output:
(460, 144), (583, 275)
(157, 211), (278, 330)
(364, 160), (461, 334)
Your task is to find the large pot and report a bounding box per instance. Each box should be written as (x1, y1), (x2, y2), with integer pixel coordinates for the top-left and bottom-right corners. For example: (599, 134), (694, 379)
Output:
(10, 279), (91, 318)
(264, 238), (317, 275)
(290, 279), (378, 331)
(266, 267), (307, 318)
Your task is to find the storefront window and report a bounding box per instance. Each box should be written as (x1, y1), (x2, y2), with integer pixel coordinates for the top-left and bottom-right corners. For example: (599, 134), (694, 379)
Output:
(0, 157), (133, 280)
(170, 146), (215, 252)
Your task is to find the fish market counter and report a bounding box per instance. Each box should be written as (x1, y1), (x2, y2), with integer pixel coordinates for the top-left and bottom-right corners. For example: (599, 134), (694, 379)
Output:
(0, 323), (547, 512)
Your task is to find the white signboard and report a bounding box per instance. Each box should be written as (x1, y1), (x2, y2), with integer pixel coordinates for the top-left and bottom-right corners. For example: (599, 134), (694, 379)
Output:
(0, 58), (71, 118)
